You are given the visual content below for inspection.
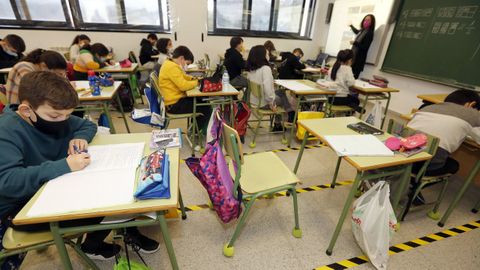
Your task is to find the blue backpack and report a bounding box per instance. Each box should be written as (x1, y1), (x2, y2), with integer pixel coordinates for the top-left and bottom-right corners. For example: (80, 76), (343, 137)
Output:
(131, 86), (165, 128)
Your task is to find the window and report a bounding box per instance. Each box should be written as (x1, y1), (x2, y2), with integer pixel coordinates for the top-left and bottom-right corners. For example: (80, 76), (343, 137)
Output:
(208, 0), (317, 39)
(0, 0), (170, 32)
(0, 0), (71, 28)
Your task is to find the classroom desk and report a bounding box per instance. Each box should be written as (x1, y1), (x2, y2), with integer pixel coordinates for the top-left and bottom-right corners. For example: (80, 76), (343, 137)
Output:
(293, 117), (431, 255)
(274, 79), (336, 147)
(96, 63), (140, 103)
(353, 81), (399, 129)
(186, 83), (239, 156)
(0, 67), (12, 82)
(74, 81), (130, 134)
(415, 94), (480, 227)
(13, 133), (180, 270)
(151, 54), (160, 59)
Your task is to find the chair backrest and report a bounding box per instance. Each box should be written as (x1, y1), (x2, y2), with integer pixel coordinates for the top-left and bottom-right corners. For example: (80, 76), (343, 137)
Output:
(153, 62), (161, 75)
(387, 119), (440, 179)
(247, 80), (264, 107)
(149, 72), (160, 94)
(129, 51), (139, 63)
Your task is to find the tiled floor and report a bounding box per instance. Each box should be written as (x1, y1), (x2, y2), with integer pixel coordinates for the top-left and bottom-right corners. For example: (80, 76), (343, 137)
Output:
(18, 108), (480, 270)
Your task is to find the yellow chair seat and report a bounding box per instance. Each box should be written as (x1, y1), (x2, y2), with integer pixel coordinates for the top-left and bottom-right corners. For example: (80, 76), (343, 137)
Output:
(330, 105), (354, 112)
(2, 228), (55, 250)
(231, 152), (299, 194)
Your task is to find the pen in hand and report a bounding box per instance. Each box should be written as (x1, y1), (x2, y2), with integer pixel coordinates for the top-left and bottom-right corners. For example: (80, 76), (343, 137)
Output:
(73, 145), (88, 154)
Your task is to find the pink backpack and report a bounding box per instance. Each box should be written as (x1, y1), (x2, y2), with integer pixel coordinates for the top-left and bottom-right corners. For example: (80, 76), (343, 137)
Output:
(186, 111), (242, 223)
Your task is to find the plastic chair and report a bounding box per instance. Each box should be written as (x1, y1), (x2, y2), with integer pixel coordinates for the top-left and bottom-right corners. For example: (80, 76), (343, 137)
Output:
(247, 80), (287, 148)
(387, 119), (450, 221)
(220, 116), (301, 257)
(0, 229), (97, 269)
(323, 98), (355, 117)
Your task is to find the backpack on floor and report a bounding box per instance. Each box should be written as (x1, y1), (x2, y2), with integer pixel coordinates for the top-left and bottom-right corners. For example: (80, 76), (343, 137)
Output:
(113, 84), (134, 112)
(185, 110), (242, 223)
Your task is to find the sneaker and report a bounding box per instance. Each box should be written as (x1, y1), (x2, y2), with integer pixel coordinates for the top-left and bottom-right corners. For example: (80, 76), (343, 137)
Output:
(82, 242), (121, 261)
(126, 228), (160, 254)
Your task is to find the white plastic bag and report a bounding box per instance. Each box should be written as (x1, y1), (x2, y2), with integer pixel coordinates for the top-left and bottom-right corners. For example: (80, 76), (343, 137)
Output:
(365, 101), (383, 128)
(351, 181), (397, 270)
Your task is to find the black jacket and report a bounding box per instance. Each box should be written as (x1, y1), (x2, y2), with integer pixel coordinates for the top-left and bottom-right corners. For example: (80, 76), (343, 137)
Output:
(224, 48), (245, 80)
(278, 52), (306, 79)
(0, 40), (22, 69)
(139, 39), (159, 65)
(350, 25), (374, 78)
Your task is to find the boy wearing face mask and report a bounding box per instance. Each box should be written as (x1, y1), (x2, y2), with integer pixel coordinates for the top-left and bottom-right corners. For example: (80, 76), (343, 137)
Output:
(224, 36), (248, 88)
(0, 34), (26, 84)
(158, 46), (212, 136)
(0, 72), (160, 267)
(73, 43), (111, 80)
(278, 48), (306, 80)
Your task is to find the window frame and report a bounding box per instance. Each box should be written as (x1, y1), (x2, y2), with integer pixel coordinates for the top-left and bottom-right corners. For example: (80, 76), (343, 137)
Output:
(68, 0), (170, 33)
(0, 0), (171, 33)
(210, 0), (317, 40)
(0, 0), (73, 30)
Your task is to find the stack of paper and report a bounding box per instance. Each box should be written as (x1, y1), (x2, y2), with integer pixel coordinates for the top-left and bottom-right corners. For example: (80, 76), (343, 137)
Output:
(324, 135), (393, 157)
(27, 143), (145, 217)
(275, 80), (316, 91)
(354, 80), (381, 89)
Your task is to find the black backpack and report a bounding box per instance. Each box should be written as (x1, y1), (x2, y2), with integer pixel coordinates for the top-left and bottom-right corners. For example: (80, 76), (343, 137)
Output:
(113, 83), (134, 112)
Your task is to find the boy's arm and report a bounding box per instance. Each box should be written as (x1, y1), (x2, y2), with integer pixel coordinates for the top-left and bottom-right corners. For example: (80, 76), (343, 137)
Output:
(0, 141), (71, 199)
(469, 127), (480, 144)
(293, 59), (306, 71)
(169, 69), (198, 91)
(71, 116), (98, 142)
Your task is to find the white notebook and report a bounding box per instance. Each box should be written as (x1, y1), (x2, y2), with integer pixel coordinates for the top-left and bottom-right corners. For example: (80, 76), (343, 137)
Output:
(27, 143), (145, 217)
(324, 135), (393, 157)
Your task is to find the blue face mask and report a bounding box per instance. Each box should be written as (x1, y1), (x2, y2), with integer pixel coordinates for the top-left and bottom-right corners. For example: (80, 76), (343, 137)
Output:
(296, 56), (302, 60)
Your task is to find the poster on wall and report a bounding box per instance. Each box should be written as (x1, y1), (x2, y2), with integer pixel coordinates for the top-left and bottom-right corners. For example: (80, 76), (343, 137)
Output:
(325, 0), (394, 64)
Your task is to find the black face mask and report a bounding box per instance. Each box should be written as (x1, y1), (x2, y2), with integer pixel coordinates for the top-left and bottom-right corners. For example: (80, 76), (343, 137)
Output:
(30, 110), (70, 136)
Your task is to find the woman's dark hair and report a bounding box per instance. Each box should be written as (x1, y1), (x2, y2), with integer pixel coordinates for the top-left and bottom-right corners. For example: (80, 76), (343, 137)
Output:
(246, 45), (269, 71)
(230, 37), (244, 49)
(264, 40), (276, 52)
(87, 43), (109, 57)
(156, 38), (171, 54)
(71, 34), (90, 46)
(445, 89), (480, 110)
(360, 14), (376, 30)
(172, 46), (194, 62)
(147, 33), (158, 40)
(330, 49), (354, 81)
(4, 34), (25, 53)
(22, 49), (67, 70)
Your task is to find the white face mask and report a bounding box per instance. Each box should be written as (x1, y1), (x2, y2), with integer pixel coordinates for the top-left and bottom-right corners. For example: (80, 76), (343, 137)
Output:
(2, 44), (17, 57)
(168, 48), (174, 55)
(100, 57), (107, 62)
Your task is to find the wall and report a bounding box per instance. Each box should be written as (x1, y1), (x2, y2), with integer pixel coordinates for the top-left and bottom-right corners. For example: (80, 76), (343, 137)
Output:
(0, 0), (333, 64)
(0, 0), (460, 114)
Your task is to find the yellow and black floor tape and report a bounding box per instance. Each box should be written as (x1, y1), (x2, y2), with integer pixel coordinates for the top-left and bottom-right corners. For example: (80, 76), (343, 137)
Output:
(178, 180), (353, 213)
(314, 219), (480, 270)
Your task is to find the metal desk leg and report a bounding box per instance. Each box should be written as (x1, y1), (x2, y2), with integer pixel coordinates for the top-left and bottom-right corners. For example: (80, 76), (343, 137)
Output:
(191, 97), (198, 157)
(331, 157), (342, 188)
(229, 96), (234, 127)
(326, 172), (363, 255)
(293, 131), (309, 174)
(287, 95), (301, 148)
(359, 94), (369, 120)
(439, 160), (480, 227)
(102, 102), (116, 134)
(381, 92), (392, 129)
(158, 212), (179, 270)
(392, 164), (412, 217)
(115, 93), (131, 133)
(50, 222), (73, 270)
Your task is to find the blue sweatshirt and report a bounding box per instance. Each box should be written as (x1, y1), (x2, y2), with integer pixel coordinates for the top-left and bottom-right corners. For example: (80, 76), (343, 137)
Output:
(0, 105), (97, 219)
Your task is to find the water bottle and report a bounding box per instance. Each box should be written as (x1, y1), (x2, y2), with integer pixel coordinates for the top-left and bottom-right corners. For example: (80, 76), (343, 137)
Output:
(92, 79), (101, 96)
(222, 71), (229, 86)
(87, 70), (96, 90)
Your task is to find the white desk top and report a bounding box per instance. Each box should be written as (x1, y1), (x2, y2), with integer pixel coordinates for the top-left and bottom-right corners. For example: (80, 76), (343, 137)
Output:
(74, 81), (122, 101)
(187, 83), (239, 97)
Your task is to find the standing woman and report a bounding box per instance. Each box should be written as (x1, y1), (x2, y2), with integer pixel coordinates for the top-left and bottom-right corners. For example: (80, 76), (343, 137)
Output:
(349, 14), (375, 79)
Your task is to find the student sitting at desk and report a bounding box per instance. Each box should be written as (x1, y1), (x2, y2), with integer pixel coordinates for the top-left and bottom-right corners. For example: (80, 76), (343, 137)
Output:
(278, 48), (306, 80)
(139, 33), (159, 68)
(159, 46), (212, 135)
(156, 38), (173, 66)
(0, 34), (26, 84)
(6, 49), (67, 104)
(325, 49), (363, 113)
(73, 43), (111, 80)
(408, 89), (480, 176)
(224, 36), (248, 88)
(247, 45), (294, 131)
(0, 72), (159, 267)
(264, 40), (280, 62)
(69, 34), (91, 64)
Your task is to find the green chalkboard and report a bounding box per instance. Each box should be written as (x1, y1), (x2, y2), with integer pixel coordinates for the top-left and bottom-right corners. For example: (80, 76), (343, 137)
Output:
(382, 0), (480, 88)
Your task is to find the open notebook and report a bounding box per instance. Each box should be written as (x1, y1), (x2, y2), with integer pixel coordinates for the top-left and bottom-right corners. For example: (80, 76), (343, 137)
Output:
(324, 135), (393, 157)
(27, 143), (145, 217)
